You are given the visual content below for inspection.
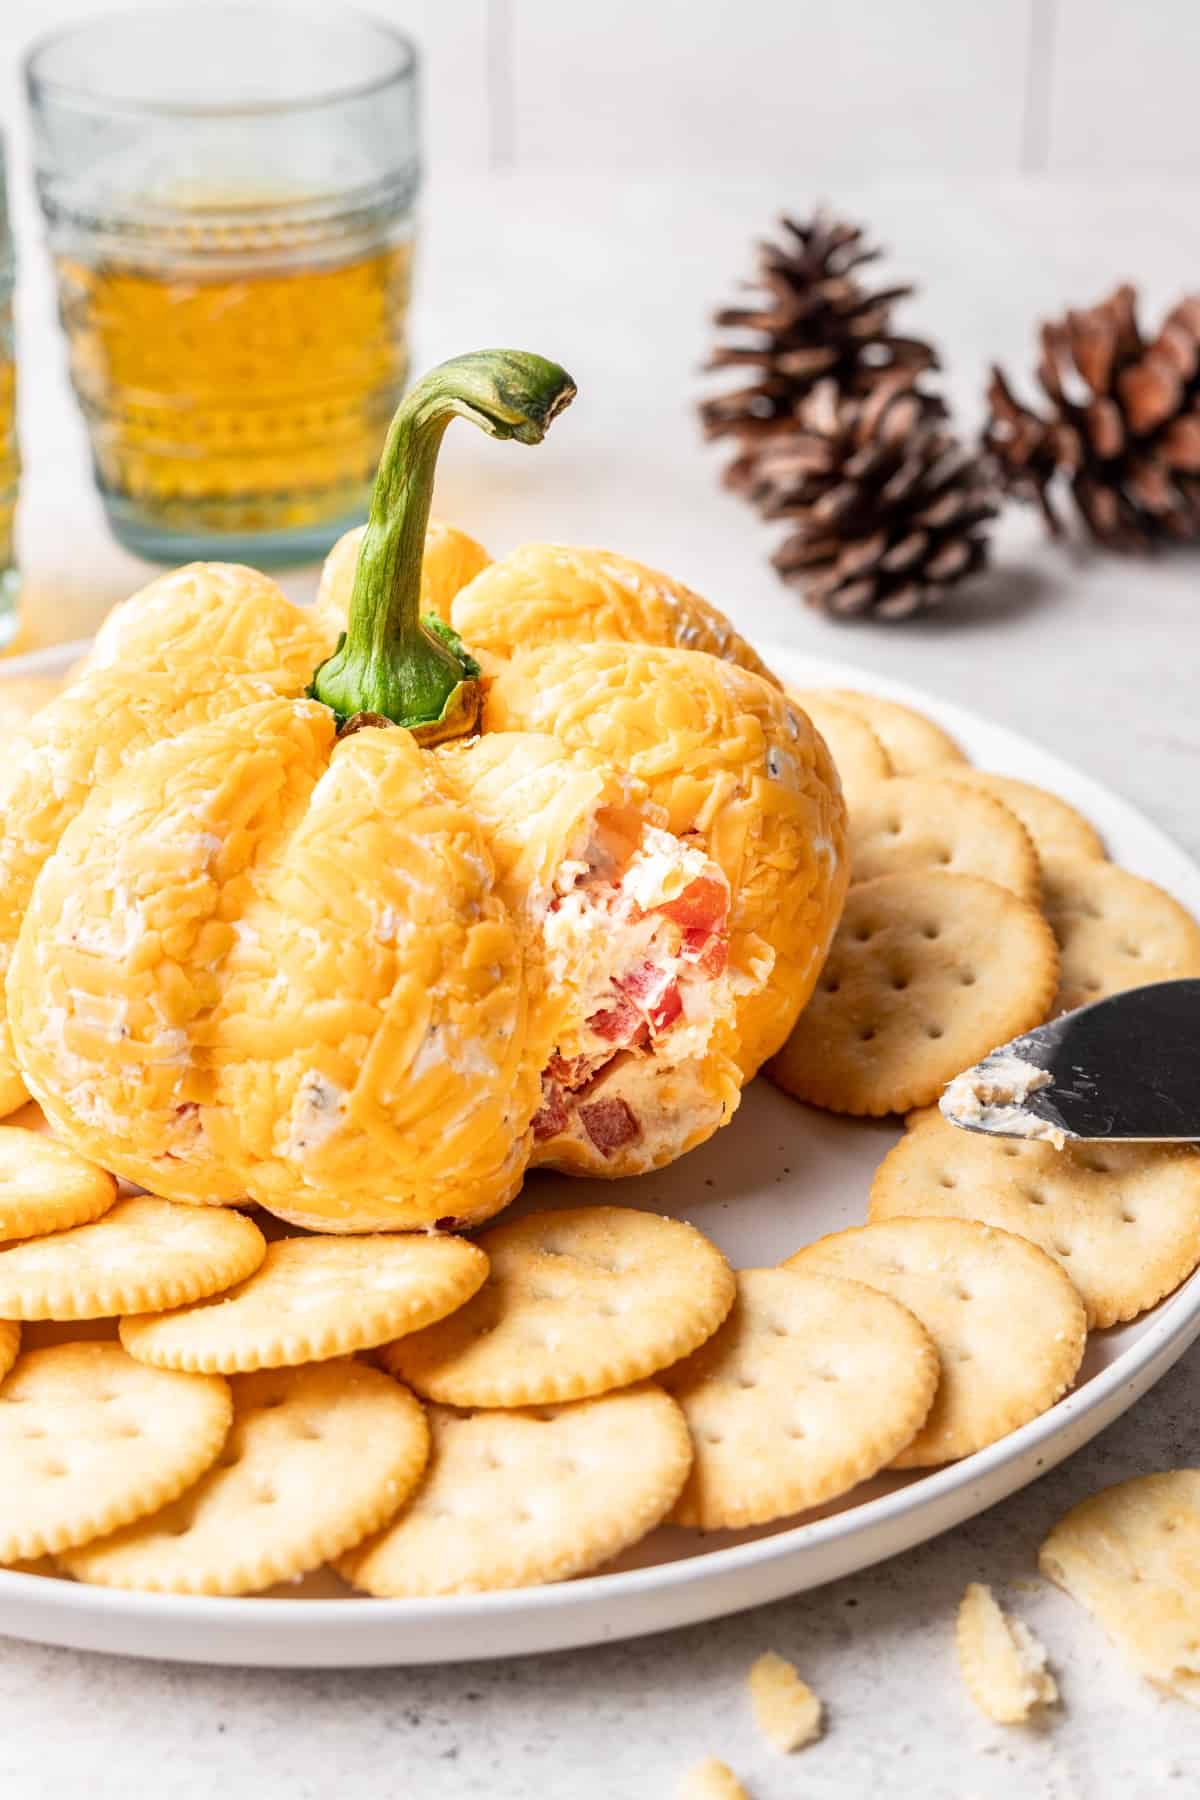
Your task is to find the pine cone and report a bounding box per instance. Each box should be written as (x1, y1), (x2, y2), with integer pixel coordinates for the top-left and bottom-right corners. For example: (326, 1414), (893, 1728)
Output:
(759, 376), (997, 621)
(699, 211), (938, 496)
(985, 284), (1200, 548)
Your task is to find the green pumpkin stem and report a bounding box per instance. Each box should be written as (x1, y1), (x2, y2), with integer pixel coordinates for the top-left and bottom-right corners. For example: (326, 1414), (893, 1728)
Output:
(311, 350), (576, 741)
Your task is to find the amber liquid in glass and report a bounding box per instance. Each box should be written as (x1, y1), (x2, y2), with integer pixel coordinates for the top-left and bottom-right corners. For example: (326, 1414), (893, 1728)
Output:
(0, 350), (16, 616)
(54, 232), (412, 552)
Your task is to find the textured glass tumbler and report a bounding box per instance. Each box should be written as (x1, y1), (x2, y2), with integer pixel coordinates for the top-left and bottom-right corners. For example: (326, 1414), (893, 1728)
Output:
(26, 6), (419, 564)
(0, 136), (18, 643)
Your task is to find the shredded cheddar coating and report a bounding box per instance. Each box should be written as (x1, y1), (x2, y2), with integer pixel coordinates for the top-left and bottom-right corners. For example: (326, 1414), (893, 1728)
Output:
(450, 543), (780, 684)
(10, 697), (536, 1231)
(0, 564), (331, 1116)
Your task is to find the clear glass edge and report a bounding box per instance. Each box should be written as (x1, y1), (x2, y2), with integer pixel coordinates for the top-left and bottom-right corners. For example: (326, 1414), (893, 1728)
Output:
(23, 3), (419, 122)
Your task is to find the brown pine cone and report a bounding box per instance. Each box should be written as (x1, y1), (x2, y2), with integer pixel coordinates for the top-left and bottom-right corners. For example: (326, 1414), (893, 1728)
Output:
(760, 376), (997, 621)
(699, 211), (938, 496)
(985, 284), (1200, 548)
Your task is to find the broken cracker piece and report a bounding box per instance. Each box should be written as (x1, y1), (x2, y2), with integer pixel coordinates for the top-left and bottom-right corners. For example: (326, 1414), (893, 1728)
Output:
(1040, 1470), (1200, 1706)
(956, 1581), (1058, 1724)
(678, 1758), (750, 1800)
(748, 1650), (823, 1751)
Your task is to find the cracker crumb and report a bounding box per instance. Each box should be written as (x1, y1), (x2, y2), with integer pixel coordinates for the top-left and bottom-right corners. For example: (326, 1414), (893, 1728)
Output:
(678, 1757), (751, 1799)
(747, 1650), (823, 1751)
(956, 1581), (1058, 1724)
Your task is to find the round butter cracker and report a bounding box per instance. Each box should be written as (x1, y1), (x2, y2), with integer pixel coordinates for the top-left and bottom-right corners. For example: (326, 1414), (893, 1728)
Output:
(871, 1109), (1200, 1326)
(1041, 854), (1200, 1013)
(339, 1384), (690, 1597)
(63, 1360), (428, 1595)
(785, 1217), (1086, 1466)
(119, 1233), (488, 1373)
(661, 1268), (938, 1528)
(770, 871), (1059, 1116)
(848, 776), (1039, 899)
(0, 1128), (118, 1242)
(814, 689), (965, 774)
(0, 1341), (231, 1562)
(0, 1198), (267, 1320)
(786, 691), (892, 808)
(942, 768), (1106, 863)
(383, 1206), (736, 1407)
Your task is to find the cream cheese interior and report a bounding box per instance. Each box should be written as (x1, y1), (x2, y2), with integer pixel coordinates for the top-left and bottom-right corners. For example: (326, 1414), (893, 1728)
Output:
(532, 821), (734, 1163)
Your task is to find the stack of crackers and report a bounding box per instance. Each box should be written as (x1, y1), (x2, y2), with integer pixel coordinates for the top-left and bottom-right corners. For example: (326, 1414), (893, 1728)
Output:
(2, 683), (1200, 1616)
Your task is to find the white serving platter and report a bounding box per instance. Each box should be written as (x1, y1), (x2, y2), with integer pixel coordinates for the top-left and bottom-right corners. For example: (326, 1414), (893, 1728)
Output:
(2, 637), (1199, 1669)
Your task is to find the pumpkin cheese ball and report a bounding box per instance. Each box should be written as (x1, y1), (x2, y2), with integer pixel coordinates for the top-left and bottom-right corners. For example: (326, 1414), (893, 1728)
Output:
(0, 349), (845, 1227)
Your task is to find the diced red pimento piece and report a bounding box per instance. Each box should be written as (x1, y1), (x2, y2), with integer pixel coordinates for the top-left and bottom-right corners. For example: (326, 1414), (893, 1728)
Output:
(612, 961), (687, 1036)
(578, 1095), (642, 1157)
(614, 961), (683, 1036)
(616, 960), (671, 1006)
(546, 1050), (590, 1089)
(531, 1078), (568, 1141)
(587, 991), (648, 1047)
(648, 980), (682, 1032)
(681, 926), (728, 977)
(655, 875), (727, 935)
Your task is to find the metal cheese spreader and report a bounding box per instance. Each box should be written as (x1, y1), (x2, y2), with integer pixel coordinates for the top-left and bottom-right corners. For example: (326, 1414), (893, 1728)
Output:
(940, 980), (1200, 1145)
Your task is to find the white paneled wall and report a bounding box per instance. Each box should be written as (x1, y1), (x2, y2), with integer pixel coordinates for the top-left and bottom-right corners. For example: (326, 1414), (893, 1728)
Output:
(1047, 0), (1200, 172)
(506, 0), (1033, 174)
(1, 0), (1199, 182)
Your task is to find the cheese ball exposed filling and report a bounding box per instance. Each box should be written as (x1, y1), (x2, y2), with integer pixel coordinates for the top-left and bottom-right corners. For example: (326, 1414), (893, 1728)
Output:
(433, 731), (743, 1179)
(483, 643), (850, 1081)
(531, 824), (733, 1167)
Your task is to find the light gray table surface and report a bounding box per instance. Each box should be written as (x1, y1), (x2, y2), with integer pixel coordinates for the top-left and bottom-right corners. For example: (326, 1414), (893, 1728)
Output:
(3, 174), (1200, 1797)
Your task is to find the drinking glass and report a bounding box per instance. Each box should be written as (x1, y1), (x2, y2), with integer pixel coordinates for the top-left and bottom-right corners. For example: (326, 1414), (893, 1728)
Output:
(26, 5), (420, 563)
(0, 135), (18, 643)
